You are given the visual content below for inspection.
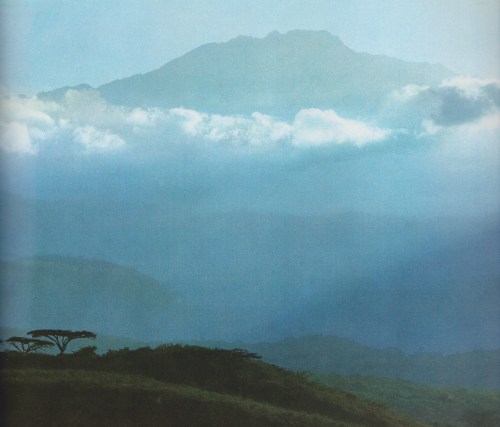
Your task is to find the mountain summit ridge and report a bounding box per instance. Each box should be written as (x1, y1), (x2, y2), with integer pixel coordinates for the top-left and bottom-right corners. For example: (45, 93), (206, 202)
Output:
(98, 29), (452, 116)
(40, 30), (452, 117)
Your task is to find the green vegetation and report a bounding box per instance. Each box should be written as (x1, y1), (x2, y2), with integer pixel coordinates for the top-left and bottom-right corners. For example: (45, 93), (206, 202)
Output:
(1, 345), (424, 426)
(1, 329), (96, 356)
(0, 326), (154, 355)
(313, 373), (500, 427)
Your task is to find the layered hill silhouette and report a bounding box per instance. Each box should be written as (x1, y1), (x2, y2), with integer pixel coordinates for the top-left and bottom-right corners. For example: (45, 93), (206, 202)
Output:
(231, 335), (500, 389)
(1, 256), (174, 338)
(4, 189), (499, 352)
(3, 190), (499, 352)
(40, 30), (452, 116)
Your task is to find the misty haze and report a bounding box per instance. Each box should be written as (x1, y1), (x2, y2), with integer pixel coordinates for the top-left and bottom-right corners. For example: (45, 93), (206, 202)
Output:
(1, 5), (499, 425)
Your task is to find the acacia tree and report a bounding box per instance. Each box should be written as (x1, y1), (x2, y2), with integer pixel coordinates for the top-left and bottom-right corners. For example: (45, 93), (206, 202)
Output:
(28, 329), (96, 355)
(4, 336), (54, 353)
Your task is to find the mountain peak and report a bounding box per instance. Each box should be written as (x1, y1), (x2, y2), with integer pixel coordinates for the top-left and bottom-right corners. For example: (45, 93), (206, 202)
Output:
(91, 30), (452, 116)
(225, 30), (344, 47)
(257, 29), (346, 50)
(282, 29), (343, 42)
(266, 30), (281, 38)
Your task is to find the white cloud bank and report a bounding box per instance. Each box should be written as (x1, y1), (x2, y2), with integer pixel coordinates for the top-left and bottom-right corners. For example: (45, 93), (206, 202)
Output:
(1, 77), (499, 156)
(73, 125), (126, 151)
(169, 109), (293, 145)
(292, 109), (389, 146)
(0, 89), (392, 155)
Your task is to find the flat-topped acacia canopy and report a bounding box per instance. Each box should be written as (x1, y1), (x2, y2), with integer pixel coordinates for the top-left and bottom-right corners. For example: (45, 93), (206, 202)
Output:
(4, 336), (54, 353)
(28, 329), (96, 355)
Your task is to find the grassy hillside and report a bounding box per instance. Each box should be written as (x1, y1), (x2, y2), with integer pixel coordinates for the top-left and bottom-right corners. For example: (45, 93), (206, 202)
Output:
(314, 373), (500, 427)
(0, 345), (424, 427)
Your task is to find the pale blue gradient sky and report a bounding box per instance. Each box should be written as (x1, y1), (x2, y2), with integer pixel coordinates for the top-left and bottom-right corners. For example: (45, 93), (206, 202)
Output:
(1, 0), (499, 94)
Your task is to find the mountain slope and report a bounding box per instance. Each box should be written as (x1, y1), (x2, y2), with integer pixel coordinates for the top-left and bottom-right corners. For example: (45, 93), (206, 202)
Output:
(1, 345), (424, 427)
(94, 30), (451, 116)
(313, 373), (500, 427)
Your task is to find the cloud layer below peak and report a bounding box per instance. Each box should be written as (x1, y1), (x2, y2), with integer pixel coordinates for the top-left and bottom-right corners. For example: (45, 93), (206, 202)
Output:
(1, 90), (395, 156)
(1, 76), (499, 158)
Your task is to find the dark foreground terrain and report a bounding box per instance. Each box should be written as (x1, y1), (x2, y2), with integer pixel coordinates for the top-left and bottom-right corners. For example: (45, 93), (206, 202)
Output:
(1, 345), (423, 426)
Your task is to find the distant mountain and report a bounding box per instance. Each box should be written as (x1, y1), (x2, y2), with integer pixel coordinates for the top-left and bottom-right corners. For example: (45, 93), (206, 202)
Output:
(1, 256), (175, 339)
(38, 83), (93, 102)
(41, 30), (452, 116)
(3, 191), (499, 352)
(234, 335), (500, 389)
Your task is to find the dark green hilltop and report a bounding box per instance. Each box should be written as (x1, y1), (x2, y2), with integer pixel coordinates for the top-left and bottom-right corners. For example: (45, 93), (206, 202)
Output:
(1, 344), (424, 427)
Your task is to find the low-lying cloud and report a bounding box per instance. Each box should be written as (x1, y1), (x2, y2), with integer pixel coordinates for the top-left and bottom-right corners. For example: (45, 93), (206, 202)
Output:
(292, 109), (390, 146)
(73, 125), (126, 151)
(169, 108), (293, 145)
(383, 77), (500, 134)
(1, 77), (499, 157)
(1, 89), (391, 156)
(0, 121), (36, 155)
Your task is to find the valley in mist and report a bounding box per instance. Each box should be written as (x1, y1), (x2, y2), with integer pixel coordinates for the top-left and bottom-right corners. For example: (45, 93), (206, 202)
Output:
(2, 30), (499, 354)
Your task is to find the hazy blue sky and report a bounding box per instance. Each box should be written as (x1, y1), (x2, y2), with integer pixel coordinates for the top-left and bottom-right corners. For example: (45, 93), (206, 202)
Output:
(1, 0), (499, 94)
